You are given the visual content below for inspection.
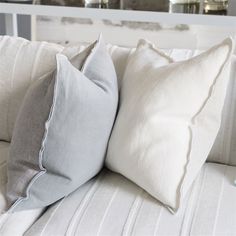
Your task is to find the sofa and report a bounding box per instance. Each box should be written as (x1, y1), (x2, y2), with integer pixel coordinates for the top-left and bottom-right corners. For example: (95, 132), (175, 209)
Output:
(0, 39), (236, 236)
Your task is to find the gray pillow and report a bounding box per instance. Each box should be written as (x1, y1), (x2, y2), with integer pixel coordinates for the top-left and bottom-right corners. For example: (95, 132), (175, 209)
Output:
(7, 36), (118, 212)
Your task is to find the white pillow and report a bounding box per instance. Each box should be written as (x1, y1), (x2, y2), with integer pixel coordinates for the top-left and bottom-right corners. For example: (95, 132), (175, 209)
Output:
(106, 38), (234, 213)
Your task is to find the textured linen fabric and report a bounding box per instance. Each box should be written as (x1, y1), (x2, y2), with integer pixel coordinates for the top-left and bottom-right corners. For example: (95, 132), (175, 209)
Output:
(0, 208), (44, 236)
(161, 49), (236, 167)
(107, 45), (236, 167)
(0, 142), (9, 213)
(1, 36), (236, 166)
(106, 38), (234, 212)
(208, 55), (236, 166)
(0, 142), (44, 236)
(25, 163), (236, 236)
(7, 36), (118, 212)
(0, 36), (88, 142)
(107, 44), (135, 89)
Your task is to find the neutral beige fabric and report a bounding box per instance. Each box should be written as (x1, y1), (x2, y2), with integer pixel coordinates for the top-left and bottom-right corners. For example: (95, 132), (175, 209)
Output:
(0, 36), (64, 141)
(107, 44), (135, 89)
(0, 208), (44, 236)
(0, 142), (9, 213)
(208, 55), (236, 166)
(0, 143), (44, 236)
(0, 37), (128, 143)
(0, 36), (87, 142)
(108, 45), (236, 167)
(0, 36), (236, 165)
(25, 163), (236, 236)
(106, 38), (234, 212)
(7, 37), (118, 212)
(1, 37), (236, 166)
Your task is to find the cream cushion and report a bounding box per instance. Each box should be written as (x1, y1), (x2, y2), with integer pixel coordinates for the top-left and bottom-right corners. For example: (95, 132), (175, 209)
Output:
(106, 38), (234, 212)
(108, 44), (236, 167)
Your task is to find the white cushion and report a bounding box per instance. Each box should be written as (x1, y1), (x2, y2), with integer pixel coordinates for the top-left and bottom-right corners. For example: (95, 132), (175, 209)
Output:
(208, 55), (236, 166)
(107, 44), (236, 167)
(106, 38), (234, 212)
(24, 163), (236, 236)
(107, 44), (134, 89)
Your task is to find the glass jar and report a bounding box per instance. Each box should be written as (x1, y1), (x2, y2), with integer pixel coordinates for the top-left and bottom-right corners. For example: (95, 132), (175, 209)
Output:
(169, 0), (200, 14)
(204, 0), (228, 15)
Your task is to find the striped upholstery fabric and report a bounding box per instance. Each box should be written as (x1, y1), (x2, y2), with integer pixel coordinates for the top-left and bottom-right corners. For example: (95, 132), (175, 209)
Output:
(25, 164), (236, 236)
(0, 36), (86, 142)
(0, 36), (63, 142)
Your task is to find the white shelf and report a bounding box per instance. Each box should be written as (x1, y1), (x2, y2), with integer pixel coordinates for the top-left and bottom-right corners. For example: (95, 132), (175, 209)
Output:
(0, 2), (236, 27)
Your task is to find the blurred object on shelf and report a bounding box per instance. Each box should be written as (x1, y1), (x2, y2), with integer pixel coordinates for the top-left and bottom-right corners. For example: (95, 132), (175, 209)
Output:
(39, 0), (84, 7)
(169, 0), (200, 14)
(84, 0), (108, 8)
(107, 0), (120, 8)
(2, 0), (32, 3)
(39, 0), (119, 8)
(121, 0), (169, 11)
(204, 0), (228, 15)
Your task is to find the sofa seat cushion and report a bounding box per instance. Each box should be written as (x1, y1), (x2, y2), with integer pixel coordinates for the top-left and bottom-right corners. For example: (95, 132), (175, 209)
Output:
(0, 142), (44, 236)
(25, 163), (236, 236)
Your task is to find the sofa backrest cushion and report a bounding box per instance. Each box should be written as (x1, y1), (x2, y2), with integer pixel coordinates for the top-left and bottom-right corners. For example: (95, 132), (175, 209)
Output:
(0, 36), (235, 166)
(0, 36), (63, 142)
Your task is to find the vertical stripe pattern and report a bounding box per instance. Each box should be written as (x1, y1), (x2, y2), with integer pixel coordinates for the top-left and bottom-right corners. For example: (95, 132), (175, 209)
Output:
(25, 163), (236, 236)
(0, 36), (63, 142)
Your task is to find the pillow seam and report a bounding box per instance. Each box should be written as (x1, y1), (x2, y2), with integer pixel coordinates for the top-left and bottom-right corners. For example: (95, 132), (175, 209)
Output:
(7, 70), (60, 212)
(172, 39), (234, 213)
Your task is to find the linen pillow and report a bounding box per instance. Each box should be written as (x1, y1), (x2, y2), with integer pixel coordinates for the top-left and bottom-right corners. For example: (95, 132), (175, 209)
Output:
(7, 36), (118, 212)
(106, 38), (233, 213)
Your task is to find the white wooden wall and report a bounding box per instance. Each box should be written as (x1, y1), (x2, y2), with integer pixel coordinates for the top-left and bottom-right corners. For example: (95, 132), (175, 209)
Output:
(35, 16), (236, 50)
